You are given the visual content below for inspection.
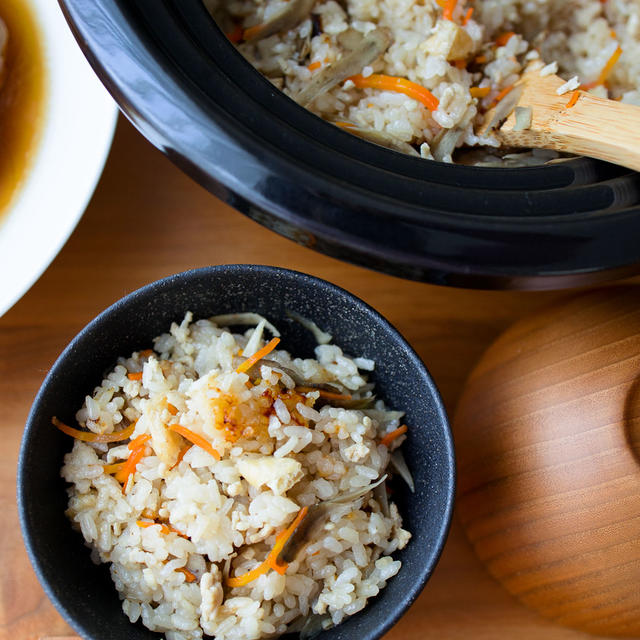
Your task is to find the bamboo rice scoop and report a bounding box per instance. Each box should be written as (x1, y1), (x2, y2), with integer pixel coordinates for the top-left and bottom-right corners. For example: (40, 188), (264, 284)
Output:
(480, 63), (640, 171)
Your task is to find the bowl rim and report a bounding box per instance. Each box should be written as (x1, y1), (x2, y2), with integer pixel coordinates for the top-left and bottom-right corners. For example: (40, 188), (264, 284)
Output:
(0, 0), (118, 317)
(55, 0), (640, 289)
(18, 263), (456, 640)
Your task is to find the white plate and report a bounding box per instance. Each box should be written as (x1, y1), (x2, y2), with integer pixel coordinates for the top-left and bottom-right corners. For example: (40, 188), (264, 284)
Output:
(0, 0), (118, 317)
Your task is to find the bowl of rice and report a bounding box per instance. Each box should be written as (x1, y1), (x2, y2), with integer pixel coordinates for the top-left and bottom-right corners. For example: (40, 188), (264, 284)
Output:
(57, 0), (640, 289)
(18, 264), (455, 640)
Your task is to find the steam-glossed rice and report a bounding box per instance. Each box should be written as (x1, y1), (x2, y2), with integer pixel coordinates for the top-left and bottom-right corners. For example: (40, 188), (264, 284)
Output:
(61, 313), (411, 640)
(206, 0), (640, 164)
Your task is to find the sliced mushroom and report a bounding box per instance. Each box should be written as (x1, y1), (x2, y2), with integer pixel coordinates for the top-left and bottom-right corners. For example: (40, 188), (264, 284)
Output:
(296, 27), (391, 106)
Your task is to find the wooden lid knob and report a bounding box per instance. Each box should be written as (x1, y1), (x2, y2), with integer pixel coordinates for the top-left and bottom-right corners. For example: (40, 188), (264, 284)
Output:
(455, 286), (640, 636)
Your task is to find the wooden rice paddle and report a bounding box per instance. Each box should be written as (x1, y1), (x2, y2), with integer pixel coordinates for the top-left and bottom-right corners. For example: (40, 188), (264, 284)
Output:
(481, 64), (640, 171)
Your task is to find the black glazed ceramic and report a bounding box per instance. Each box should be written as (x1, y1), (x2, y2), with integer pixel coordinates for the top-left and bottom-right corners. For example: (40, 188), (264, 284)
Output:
(18, 264), (455, 640)
(57, 0), (640, 289)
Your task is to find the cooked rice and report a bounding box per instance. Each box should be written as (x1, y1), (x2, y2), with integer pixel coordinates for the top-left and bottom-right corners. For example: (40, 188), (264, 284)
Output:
(61, 313), (411, 640)
(207, 0), (640, 163)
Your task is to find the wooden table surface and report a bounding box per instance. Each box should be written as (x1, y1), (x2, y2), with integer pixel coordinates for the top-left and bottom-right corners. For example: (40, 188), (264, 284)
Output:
(0, 117), (623, 640)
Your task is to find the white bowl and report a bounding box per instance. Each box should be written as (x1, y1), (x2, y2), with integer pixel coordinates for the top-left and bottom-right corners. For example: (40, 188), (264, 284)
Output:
(0, 0), (118, 316)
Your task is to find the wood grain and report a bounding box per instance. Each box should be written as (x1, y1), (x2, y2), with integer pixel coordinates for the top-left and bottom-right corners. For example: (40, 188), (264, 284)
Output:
(0, 116), (626, 640)
(455, 287), (640, 637)
(491, 66), (640, 171)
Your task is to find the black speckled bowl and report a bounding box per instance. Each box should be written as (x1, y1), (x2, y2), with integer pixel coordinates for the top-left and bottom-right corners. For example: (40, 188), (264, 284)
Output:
(18, 264), (455, 640)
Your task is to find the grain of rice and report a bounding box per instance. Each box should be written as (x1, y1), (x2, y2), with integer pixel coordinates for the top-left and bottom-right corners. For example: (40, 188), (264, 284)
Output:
(273, 397), (291, 423)
(556, 75), (580, 95)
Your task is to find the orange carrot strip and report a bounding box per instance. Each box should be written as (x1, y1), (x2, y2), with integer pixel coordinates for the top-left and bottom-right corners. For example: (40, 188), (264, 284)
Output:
(242, 23), (266, 41)
(470, 86), (490, 98)
(495, 31), (515, 46)
(167, 524), (189, 538)
(453, 59), (466, 69)
(488, 84), (514, 108)
(226, 507), (309, 587)
(116, 444), (149, 488)
(52, 417), (136, 443)
(168, 424), (221, 461)
(103, 462), (125, 474)
(128, 433), (151, 451)
(307, 61), (322, 71)
(565, 90), (580, 109)
(474, 55), (487, 64)
(137, 520), (171, 535)
(236, 337), (281, 374)
(463, 7), (473, 25)
(380, 424), (408, 447)
(226, 562), (269, 588)
(167, 402), (179, 416)
(139, 349), (154, 358)
(349, 74), (439, 111)
(127, 371), (143, 381)
(176, 567), (197, 583)
(581, 45), (622, 89)
(599, 46), (623, 84)
(226, 23), (244, 43)
(442, 0), (457, 21)
(136, 520), (188, 538)
(170, 445), (192, 470)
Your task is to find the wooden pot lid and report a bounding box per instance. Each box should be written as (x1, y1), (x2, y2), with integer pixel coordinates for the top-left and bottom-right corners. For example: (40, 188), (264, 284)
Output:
(455, 286), (640, 637)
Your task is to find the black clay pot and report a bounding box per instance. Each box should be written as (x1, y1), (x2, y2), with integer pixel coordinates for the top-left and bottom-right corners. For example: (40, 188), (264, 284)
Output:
(18, 264), (455, 640)
(58, 0), (640, 288)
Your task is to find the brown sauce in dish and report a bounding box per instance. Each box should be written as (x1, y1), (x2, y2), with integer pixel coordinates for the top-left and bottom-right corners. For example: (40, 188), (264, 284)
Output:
(0, 0), (45, 218)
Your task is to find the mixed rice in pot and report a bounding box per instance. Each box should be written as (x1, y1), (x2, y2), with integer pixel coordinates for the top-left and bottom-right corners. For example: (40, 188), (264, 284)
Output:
(205, 0), (640, 164)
